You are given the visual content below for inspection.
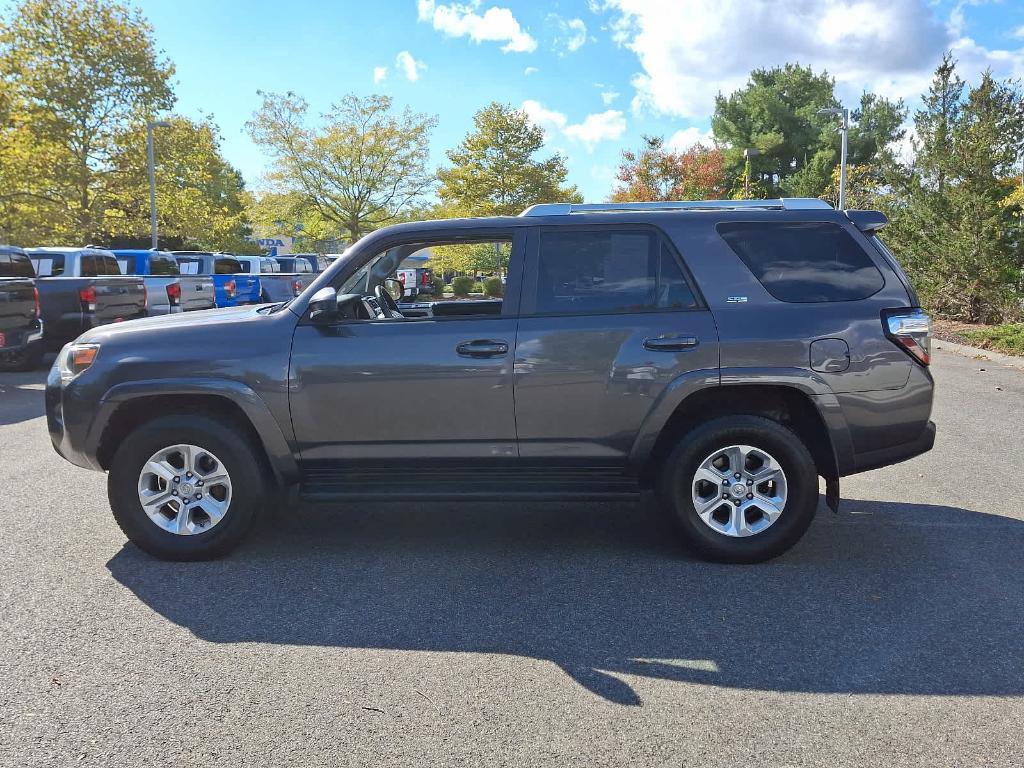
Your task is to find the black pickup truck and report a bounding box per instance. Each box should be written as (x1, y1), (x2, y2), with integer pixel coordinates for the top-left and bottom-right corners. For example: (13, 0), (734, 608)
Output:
(0, 245), (44, 371)
(28, 247), (148, 349)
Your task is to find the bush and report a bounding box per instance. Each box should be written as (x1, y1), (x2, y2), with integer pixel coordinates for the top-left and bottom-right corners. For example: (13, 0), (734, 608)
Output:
(451, 275), (475, 296)
(963, 323), (1024, 356)
(430, 275), (445, 295)
(483, 277), (503, 297)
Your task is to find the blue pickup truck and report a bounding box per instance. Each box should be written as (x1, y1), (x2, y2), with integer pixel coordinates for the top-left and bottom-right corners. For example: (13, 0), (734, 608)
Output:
(171, 252), (260, 308)
(112, 250), (216, 315)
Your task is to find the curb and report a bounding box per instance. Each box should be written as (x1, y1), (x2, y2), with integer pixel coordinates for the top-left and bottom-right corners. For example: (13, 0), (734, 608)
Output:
(933, 338), (1024, 372)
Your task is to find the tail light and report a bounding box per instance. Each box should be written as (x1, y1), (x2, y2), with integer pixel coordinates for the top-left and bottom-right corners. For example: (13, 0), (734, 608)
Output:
(33, 286), (40, 319)
(421, 271), (430, 286)
(398, 273), (406, 284)
(225, 279), (237, 299)
(142, 284), (148, 308)
(79, 285), (97, 312)
(883, 308), (930, 366)
(291, 279), (302, 297)
(166, 282), (181, 307)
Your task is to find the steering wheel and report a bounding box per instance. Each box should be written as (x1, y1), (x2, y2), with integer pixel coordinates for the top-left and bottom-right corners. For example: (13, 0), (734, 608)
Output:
(374, 284), (404, 318)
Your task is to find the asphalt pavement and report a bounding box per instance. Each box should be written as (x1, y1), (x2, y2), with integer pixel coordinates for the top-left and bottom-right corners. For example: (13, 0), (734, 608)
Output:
(1, 348), (1022, 767)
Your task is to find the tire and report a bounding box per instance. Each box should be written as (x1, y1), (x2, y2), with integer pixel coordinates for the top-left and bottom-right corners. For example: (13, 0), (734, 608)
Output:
(658, 415), (817, 563)
(0, 341), (44, 372)
(107, 414), (264, 561)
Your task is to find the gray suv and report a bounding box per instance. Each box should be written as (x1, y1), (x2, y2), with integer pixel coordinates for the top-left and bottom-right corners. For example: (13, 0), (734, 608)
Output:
(44, 199), (935, 563)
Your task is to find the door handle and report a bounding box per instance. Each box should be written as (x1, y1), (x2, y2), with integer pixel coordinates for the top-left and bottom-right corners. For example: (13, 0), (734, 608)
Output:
(456, 339), (509, 358)
(643, 335), (699, 352)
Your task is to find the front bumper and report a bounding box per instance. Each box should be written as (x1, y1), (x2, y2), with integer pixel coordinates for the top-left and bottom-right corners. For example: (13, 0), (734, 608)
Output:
(45, 361), (104, 471)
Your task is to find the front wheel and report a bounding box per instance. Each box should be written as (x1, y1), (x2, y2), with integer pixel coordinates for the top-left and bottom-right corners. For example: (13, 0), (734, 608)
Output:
(658, 415), (818, 563)
(108, 415), (264, 560)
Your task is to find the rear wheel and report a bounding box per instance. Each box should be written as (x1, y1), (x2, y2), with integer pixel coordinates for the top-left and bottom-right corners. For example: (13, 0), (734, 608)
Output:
(108, 415), (264, 560)
(658, 415), (818, 563)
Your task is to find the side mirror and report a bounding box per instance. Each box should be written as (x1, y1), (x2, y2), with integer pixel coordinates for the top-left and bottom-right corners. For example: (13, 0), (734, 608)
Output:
(383, 277), (404, 303)
(307, 286), (338, 322)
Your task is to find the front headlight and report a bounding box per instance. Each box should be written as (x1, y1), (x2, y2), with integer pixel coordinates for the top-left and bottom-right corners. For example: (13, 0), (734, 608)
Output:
(58, 343), (100, 384)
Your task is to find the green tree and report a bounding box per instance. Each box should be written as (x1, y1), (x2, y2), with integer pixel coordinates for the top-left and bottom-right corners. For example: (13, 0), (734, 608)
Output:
(882, 60), (1024, 322)
(103, 116), (255, 251)
(610, 136), (728, 201)
(0, 0), (175, 242)
(712, 64), (904, 198)
(247, 91), (436, 242)
(437, 102), (581, 217)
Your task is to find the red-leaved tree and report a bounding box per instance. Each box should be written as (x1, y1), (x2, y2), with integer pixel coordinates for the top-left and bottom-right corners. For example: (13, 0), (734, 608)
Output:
(611, 135), (728, 202)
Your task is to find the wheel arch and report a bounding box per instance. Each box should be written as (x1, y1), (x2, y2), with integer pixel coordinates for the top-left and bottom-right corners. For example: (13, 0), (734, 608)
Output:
(631, 370), (854, 486)
(92, 379), (298, 487)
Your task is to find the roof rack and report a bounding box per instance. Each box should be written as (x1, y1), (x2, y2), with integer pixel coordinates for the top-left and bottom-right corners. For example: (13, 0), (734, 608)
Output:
(519, 198), (833, 216)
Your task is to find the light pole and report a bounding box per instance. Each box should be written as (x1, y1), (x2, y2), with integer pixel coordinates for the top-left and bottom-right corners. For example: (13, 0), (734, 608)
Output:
(743, 148), (761, 198)
(818, 107), (849, 210)
(147, 120), (171, 249)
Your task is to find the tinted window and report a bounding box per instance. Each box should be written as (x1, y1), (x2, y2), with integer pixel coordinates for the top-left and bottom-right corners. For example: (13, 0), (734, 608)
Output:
(215, 258), (242, 275)
(0, 250), (34, 278)
(150, 255), (179, 275)
(717, 222), (884, 303)
(88, 253), (121, 276)
(532, 229), (698, 315)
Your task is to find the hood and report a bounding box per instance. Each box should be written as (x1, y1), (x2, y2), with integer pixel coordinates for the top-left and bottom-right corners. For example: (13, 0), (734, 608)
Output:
(75, 304), (272, 345)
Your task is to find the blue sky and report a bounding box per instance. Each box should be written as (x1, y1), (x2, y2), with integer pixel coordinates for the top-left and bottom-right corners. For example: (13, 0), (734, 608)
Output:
(135, 0), (1024, 202)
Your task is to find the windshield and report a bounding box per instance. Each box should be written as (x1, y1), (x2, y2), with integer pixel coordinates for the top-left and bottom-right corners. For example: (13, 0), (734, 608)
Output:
(339, 252), (389, 294)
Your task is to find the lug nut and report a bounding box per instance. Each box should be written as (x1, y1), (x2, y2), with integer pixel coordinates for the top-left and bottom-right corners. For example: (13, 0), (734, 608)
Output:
(722, 493), (728, 499)
(196, 480), (204, 487)
(195, 493), (202, 500)
(186, 472), (193, 479)
(171, 490), (178, 496)
(734, 473), (741, 479)
(747, 479), (753, 486)
(722, 479), (729, 486)
(733, 499), (741, 506)
(173, 476), (180, 483)
(747, 493), (753, 499)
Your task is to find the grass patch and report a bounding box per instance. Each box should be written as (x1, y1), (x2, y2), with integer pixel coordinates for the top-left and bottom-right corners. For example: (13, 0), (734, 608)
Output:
(962, 323), (1024, 356)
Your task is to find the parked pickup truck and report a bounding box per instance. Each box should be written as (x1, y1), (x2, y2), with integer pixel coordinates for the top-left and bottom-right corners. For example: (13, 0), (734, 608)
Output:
(0, 245), (44, 371)
(236, 255), (315, 303)
(279, 253), (329, 272)
(172, 252), (259, 308)
(112, 250), (215, 315)
(28, 247), (147, 349)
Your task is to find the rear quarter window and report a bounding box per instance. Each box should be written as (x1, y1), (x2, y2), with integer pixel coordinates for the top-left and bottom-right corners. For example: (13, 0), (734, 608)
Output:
(716, 221), (884, 303)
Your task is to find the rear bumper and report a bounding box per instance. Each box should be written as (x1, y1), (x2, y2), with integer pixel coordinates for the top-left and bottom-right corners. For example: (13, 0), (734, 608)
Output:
(0, 321), (44, 361)
(848, 420), (935, 475)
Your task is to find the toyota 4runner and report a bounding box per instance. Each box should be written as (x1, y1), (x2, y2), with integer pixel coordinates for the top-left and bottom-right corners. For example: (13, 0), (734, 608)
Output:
(45, 199), (935, 563)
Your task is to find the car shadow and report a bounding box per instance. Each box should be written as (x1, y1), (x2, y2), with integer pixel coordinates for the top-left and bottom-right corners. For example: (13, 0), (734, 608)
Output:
(106, 498), (1024, 706)
(0, 362), (50, 426)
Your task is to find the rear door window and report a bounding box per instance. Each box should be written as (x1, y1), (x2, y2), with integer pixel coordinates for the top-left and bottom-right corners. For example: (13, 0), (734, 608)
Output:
(716, 221), (884, 302)
(528, 228), (699, 316)
(0, 250), (35, 277)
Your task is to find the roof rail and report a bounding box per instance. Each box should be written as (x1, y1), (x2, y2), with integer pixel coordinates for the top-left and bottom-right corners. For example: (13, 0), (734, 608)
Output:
(519, 198), (832, 216)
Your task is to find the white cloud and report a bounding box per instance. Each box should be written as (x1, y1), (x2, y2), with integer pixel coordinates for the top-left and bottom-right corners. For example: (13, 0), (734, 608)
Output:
(523, 100), (626, 151)
(600, 90), (620, 105)
(373, 66), (388, 84)
(1014, 25), (1024, 40)
(524, 66), (539, 75)
(418, 0), (537, 53)
(667, 126), (714, 152)
(564, 110), (626, 150)
(395, 50), (426, 81)
(599, 0), (971, 118)
(550, 16), (588, 53)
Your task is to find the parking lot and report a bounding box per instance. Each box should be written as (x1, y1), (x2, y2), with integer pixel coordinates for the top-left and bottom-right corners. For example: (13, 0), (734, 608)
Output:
(1, 347), (1022, 767)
